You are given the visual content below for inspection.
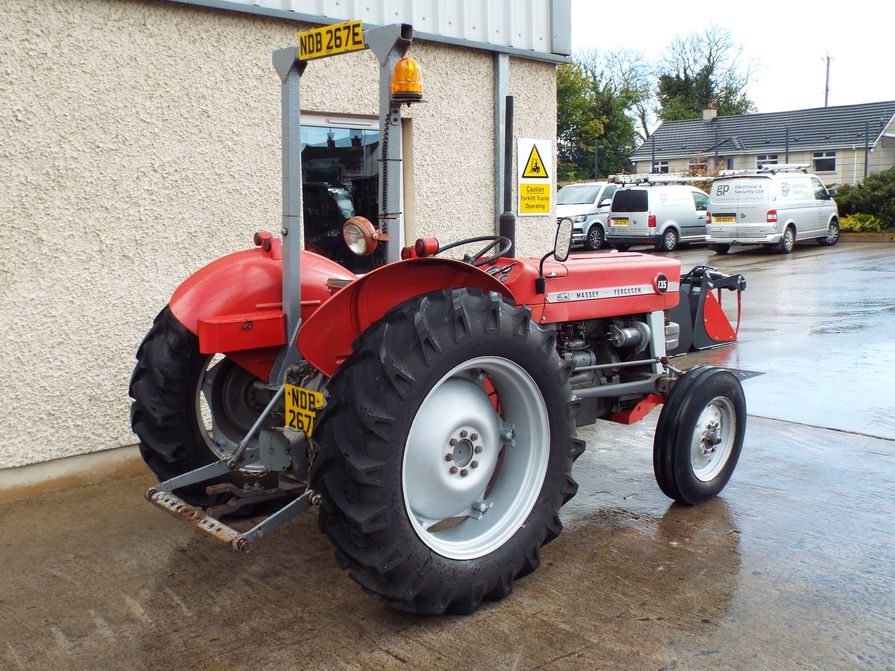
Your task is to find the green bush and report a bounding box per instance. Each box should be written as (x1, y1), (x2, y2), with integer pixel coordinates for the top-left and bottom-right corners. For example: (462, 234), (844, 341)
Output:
(833, 169), (895, 226)
(840, 213), (884, 233)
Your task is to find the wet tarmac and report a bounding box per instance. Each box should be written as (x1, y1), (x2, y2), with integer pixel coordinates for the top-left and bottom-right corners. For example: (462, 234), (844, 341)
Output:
(1, 242), (893, 670)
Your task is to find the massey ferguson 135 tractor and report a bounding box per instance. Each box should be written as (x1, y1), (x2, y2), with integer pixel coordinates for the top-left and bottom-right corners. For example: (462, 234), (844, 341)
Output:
(130, 23), (747, 615)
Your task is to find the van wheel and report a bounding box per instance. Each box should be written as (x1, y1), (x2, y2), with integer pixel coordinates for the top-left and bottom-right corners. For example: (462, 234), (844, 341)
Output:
(584, 225), (605, 250)
(775, 226), (795, 254)
(817, 220), (840, 246)
(658, 229), (679, 252)
(709, 244), (730, 255)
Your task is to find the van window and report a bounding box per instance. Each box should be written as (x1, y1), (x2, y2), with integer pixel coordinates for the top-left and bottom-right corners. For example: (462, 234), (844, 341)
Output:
(599, 184), (617, 204)
(810, 176), (829, 200)
(692, 191), (709, 210)
(558, 184), (600, 205)
(612, 189), (648, 212)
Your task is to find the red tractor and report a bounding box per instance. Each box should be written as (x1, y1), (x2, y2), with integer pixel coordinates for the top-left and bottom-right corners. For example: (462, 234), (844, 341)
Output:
(130, 23), (746, 615)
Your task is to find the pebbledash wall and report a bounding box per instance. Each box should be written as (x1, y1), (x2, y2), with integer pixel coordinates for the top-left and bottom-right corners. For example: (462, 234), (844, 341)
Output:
(0, 0), (564, 488)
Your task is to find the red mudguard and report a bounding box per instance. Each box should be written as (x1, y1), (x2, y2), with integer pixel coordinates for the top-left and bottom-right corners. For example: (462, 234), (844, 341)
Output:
(168, 240), (355, 379)
(298, 258), (514, 377)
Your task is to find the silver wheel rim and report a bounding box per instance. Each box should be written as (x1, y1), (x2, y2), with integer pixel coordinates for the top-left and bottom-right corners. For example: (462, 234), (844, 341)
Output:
(588, 227), (601, 248)
(402, 356), (550, 560)
(785, 229), (794, 251)
(827, 224), (839, 243)
(195, 355), (267, 474)
(690, 396), (736, 482)
(665, 231), (676, 250)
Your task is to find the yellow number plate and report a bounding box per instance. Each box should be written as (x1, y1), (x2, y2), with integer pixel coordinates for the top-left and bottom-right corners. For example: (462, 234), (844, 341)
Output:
(612, 217), (628, 226)
(285, 384), (325, 437)
(299, 20), (365, 61)
(714, 216), (736, 223)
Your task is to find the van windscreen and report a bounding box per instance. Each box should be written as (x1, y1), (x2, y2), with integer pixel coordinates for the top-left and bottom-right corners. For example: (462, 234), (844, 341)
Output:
(612, 189), (648, 212)
(558, 184), (600, 205)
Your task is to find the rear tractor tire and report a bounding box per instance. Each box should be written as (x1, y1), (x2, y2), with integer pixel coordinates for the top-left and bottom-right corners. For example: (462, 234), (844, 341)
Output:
(653, 366), (746, 505)
(313, 289), (583, 614)
(129, 308), (272, 507)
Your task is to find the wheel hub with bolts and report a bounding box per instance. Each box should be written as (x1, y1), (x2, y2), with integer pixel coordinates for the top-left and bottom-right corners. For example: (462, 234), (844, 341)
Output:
(402, 356), (549, 560)
(446, 429), (481, 472)
(690, 397), (736, 482)
(701, 420), (722, 455)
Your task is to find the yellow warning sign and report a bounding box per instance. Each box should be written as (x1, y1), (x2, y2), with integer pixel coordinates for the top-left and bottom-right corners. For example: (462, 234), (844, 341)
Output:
(522, 144), (549, 179)
(519, 182), (550, 214)
(517, 138), (553, 217)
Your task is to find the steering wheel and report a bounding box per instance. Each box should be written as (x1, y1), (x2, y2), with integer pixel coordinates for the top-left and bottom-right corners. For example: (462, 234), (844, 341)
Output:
(433, 235), (513, 267)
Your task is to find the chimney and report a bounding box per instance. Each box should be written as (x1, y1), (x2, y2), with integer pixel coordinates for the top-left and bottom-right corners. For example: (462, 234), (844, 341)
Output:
(703, 101), (718, 122)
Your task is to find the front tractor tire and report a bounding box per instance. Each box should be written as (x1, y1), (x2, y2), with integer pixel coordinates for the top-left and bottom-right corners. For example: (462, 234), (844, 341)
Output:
(313, 289), (582, 614)
(653, 366), (746, 505)
(129, 308), (270, 506)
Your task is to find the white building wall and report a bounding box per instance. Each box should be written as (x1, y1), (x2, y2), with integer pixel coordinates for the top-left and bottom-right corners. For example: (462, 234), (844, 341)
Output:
(0, 0), (557, 470)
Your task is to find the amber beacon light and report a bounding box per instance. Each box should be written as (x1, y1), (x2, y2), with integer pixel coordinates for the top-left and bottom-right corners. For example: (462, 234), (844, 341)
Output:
(391, 57), (423, 102)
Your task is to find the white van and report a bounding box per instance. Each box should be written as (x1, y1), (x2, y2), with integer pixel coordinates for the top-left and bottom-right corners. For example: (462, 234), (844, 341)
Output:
(606, 184), (710, 252)
(556, 182), (618, 250)
(706, 165), (840, 254)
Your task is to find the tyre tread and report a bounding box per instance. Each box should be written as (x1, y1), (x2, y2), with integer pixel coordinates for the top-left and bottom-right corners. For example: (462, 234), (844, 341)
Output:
(314, 288), (582, 614)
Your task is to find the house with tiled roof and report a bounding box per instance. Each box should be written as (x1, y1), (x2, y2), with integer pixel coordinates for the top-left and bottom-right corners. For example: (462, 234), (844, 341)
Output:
(630, 101), (895, 185)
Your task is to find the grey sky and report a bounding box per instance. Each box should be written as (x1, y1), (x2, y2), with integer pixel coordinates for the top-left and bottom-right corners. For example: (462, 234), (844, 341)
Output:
(571, 0), (895, 114)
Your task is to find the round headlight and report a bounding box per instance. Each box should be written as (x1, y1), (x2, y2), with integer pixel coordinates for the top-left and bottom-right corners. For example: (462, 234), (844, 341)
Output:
(342, 216), (378, 256)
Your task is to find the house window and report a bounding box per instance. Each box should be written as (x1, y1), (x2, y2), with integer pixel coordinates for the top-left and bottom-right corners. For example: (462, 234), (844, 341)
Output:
(813, 151), (836, 172)
(652, 161), (669, 174)
(688, 159), (707, 175)
(757, 154), (778, 166)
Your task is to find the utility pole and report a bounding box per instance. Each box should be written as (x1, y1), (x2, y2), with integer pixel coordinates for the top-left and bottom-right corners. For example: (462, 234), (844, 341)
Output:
(824, 54), (831, 107)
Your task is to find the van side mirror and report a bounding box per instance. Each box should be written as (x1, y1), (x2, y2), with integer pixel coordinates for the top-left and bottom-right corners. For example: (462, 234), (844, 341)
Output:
(827, 188), (837, 198)
(599, 198), (612, 207)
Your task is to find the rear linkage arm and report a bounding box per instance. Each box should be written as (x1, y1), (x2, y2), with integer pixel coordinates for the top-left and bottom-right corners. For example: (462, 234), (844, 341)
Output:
(145, 383), (318, 553)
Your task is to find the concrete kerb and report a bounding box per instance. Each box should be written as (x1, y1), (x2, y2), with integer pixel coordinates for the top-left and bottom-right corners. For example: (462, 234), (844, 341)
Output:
(0, 445), (146, 504)
(840, 230), (895, 242)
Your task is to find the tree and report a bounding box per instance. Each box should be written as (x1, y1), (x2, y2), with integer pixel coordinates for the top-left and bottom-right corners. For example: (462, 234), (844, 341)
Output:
(602, 49), (654, 142)
(556, 50), (650, 182)
(556, 63), (604, 182)
(657, 24), (754, 121)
